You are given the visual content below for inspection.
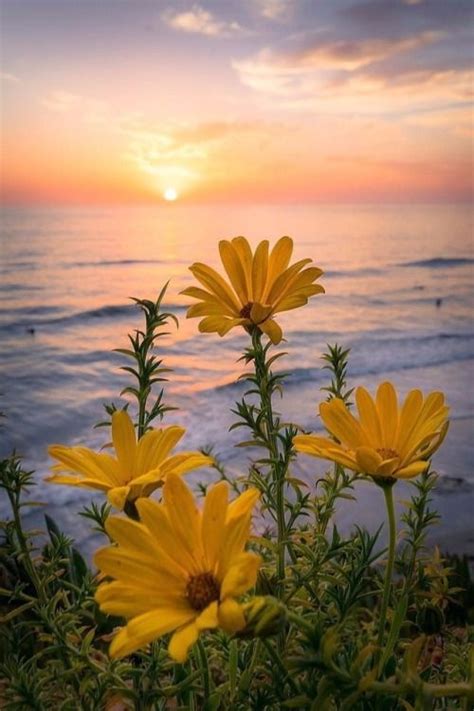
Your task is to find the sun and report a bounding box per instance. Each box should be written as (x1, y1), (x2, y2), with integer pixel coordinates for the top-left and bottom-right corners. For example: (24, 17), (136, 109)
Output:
(163, 187), (178, 201)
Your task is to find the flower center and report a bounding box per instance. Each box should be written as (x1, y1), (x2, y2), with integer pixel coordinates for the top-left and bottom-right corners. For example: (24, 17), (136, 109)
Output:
(186, 572), (220, 611)
(240, 302), (253, 319)
(376, 447), (398, 460)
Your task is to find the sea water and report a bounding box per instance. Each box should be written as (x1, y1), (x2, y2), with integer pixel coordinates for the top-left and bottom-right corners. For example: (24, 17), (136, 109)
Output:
(1, 203), (473, 555)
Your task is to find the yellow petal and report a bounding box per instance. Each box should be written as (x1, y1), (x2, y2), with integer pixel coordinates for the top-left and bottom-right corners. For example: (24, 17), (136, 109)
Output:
(266, 258), (312, 304)
(293, 434), (358, 470)
(110, 608), (194, 659)
(198, 315), (246, 336)
(107, 486), (131, 509)
(320, 399), (366, 448)
(135, 498), (197, 575)
(250, 302), (273, 324)
(112, 411), (136, 480)
(218, 598), (246, 633)
(196, 601), (219, 630)
(136, 426), (185, 475)
(218, 511), (253, 580)
(226, 487), (260, 521)
(252, 240), (269, 303)
(377, 457), (400, 477)
(190, 263), (241, 314)
(168, 621), (199, 663)
(258, 318), (283, 344)
(94, 546), (185, 589)
(395, 460), (429, 479)
(163, 473), (204, 572)
(376, 382), (399, 448)
(219, 240), (249, 305)
(421, 420), (449, 459)
(355, 446), (383, 475)
(159, 452), (213, 478)
(96, 581), (179, 618)
(396, 388), (423, 447)
(48, 446), (118, 485)
(355, 387), (383, 447)
(202, 480), (229, 571)
(45, 474), (111, 492)
(265, 236), (293, 298)
(220, 552), (261, 598)
(187, 302), (230, 318)
(231, 236), (253, 298)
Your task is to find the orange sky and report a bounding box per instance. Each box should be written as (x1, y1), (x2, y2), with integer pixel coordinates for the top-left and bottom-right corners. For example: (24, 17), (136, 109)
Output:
(1, 0), (473, 204)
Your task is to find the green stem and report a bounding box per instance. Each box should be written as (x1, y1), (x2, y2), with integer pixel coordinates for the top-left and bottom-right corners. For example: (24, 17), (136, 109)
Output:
(377, 481), (397, 655)
(196, 638), (211, 700)
(252, 330), (286, 597)
(8, 489), (46, 605)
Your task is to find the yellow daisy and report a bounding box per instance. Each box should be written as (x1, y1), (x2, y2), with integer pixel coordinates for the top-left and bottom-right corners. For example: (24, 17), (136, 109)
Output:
(95, 473), (261, 662)
(181, 236), (324, 344)
(47, 410), (212, 510)
(293, 382), (449, 480)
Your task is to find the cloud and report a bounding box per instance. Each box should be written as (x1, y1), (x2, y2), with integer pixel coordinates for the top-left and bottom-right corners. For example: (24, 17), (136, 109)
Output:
(0, 71), (21, 83)
(258, 0), (292, 21)
(42, 91), (82, 112)
(344, 0), (473, 32)
(162, 4), (243, 37)
(42, 91), (109, 122)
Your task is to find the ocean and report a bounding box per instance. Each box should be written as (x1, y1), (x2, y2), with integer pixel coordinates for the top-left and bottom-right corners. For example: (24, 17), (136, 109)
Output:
(1, 203), (473, 557)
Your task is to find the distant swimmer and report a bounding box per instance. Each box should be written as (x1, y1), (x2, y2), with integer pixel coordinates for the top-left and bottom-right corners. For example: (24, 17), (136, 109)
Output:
(435, 298), (442, 308)
(27, 327), (35, 334)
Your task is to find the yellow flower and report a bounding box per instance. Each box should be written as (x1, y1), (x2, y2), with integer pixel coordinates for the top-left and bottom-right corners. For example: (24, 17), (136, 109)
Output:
(293, 382), (449, 480)
(47, 410), (212, 510)
(94, 474), (261, 662)
(181, 236), (324, 344)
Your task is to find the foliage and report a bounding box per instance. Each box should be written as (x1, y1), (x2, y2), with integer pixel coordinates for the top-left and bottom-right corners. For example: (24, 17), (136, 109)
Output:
(1, 289), (473, 710)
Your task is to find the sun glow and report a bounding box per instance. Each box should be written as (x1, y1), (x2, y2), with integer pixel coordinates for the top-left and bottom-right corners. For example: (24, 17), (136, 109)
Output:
(164, 187), (178, 201)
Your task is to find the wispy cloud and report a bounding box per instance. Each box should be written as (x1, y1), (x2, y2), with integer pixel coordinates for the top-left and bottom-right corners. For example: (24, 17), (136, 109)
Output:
(42, 91), (109, 122)
(258, 0), (292, 21)
(0, 71), (21, 83)
(42, 91), (82, 112)
(163, 4), (243, 37)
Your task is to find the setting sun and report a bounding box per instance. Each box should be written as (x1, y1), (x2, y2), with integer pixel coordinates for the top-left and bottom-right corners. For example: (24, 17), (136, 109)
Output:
(164, 187), (178, 201)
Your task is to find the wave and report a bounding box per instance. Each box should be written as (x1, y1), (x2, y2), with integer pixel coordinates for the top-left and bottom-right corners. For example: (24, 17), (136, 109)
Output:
(0, 302), (186, 333)
(210, 331), (474, 394)
(0, 257), (171, 276)
(324, 267), (383, 278)
(398, 257), (474, 269)
(64, 258), (165, 268)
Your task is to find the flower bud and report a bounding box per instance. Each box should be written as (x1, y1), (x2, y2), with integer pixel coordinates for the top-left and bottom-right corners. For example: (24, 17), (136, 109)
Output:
(237, 596), (286, 639)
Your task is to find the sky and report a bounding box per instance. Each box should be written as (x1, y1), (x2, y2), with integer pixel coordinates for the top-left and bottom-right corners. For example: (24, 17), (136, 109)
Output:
(0, 0), (472, 204)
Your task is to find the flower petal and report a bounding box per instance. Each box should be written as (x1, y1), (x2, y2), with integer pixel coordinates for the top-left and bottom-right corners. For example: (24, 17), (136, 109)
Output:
(218, 598), (246, 633)
(112, 411), (136, 481)
(320, 399), (366, 448)
(356, 386), (383, 447)
(355, 446), (383, 475)
(252, 240), (269, 303)
(376, 382), (399, 449)
(107, 486), (131, 509)
(258, 318), (283, 344)
(168, 621), (199, 663)
(202, 480), (229, 571)
(163, 473), (204, 571)
(110, 608), (194, 659)
(190, 263), (241, 313)
(395, 460), (430, 479)
(220, 552), (261, 598)
(219, 240), (249, 305)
